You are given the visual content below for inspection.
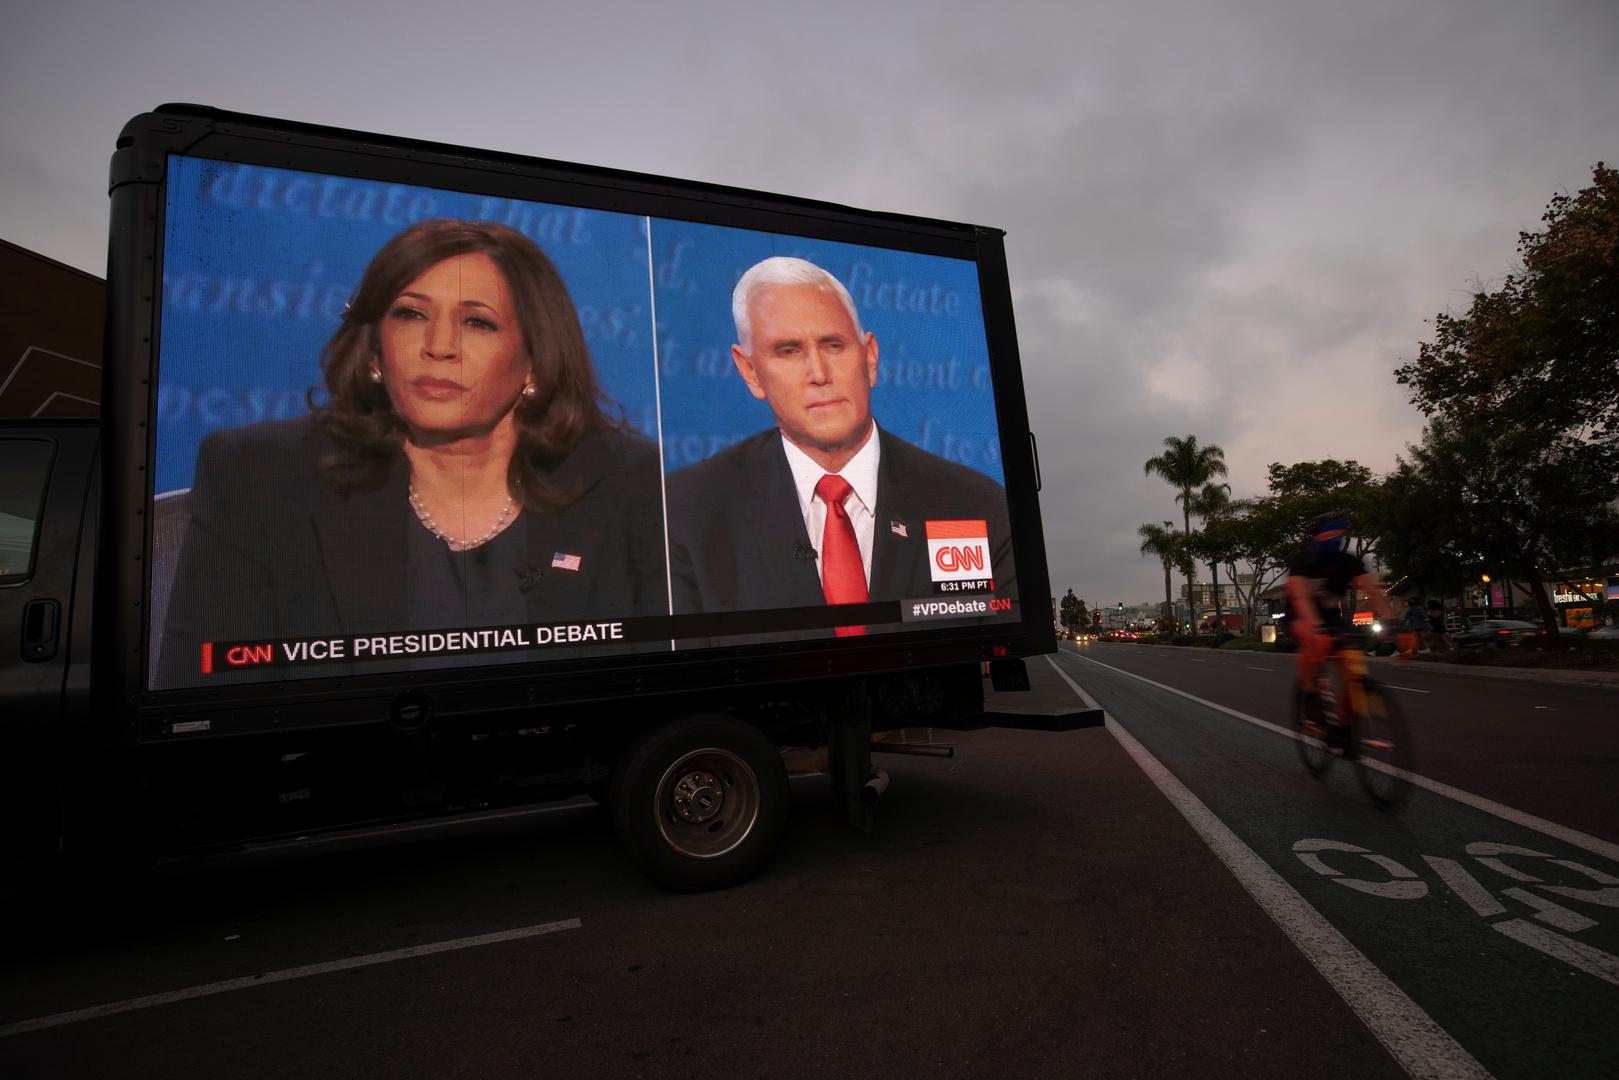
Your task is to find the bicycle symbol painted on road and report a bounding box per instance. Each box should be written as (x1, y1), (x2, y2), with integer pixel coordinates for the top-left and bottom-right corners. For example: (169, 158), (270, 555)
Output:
(1293, 838), (1619, 985)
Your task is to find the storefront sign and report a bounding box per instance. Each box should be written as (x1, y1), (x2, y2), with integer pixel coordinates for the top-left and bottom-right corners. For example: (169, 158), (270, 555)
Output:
(1553, 584), (1600, 604)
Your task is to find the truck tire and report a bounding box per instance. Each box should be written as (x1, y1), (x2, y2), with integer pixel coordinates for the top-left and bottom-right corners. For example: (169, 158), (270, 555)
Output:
(609, 714), (789, 892)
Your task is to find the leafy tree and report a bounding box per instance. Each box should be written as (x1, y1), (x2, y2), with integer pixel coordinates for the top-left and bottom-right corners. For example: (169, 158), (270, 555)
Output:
(1390, 416), (1619, 635)
(1264, 459), (1385, 564)
(1372, 458), (1483, 602)
(1143, 435), (1227, 619)
(1258, 458), (1394, 619)
(1138, 520), (1189, 631)
(1389, 164), (1619, 634)
(1203, 498), (1293, 633)
(1395, 163), (1619, 452)
(1059, 589), (1084, 633)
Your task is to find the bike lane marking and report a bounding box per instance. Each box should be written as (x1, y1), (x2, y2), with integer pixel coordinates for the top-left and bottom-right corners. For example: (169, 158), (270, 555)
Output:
(1066, 649), (1619, 864)
(1052, 652), (1619, 1078)
(1061, 649), (1619, 951)
(1042, 656), (1492, 1080)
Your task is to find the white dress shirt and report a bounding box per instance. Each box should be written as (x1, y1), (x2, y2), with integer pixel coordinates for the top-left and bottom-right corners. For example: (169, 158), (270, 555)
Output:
(779, 424), (881, 587)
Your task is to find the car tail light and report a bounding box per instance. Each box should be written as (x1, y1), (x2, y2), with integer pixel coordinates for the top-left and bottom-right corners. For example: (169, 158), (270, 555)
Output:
(1497, 629), (1511, 635)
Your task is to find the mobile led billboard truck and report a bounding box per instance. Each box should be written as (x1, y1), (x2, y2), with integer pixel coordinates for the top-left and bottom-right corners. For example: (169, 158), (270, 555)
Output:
(2, 105), (1095, 890)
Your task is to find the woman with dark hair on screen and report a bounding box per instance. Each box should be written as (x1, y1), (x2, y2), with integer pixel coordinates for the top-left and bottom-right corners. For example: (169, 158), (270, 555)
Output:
(159, 220), (666, 686)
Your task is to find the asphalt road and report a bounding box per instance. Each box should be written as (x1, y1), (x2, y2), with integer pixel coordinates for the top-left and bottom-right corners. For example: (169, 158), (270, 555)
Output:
(1060, 640), (1618, 1080)
(1068, 640), (1619, 842)
(0, 647), (1613, 1079)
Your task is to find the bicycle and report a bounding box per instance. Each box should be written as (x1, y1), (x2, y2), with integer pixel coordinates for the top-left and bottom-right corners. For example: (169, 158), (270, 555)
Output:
(1291, 628), (1414, 808)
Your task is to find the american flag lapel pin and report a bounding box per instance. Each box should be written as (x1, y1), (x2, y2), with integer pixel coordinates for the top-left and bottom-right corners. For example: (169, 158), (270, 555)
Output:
(890, 519), (909, 539)
(551, 551), (582, 572)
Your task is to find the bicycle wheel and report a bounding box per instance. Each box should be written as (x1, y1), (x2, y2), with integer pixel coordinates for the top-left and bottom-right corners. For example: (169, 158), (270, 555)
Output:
(1353, 679), (1413, 809)
(1292, 682), (1334, 778)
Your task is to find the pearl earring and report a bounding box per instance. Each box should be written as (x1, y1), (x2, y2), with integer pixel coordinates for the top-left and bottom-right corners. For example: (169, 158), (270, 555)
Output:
(368, 366), (383, 384)
(521, 382), (537, 400)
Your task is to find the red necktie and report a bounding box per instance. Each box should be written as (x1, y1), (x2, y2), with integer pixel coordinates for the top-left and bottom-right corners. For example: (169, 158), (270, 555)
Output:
(815, 474), (867, 637)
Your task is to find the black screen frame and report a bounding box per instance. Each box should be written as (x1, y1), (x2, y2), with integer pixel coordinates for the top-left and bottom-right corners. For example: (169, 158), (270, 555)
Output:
(101, 104), (1056, 741)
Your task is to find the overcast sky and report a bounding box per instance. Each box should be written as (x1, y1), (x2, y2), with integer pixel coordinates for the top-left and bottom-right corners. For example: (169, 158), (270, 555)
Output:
(5, 0), (1617, 606)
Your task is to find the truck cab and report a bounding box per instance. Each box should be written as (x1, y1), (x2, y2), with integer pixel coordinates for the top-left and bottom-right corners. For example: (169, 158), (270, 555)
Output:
(2, 425), (96, 863)
(2, 237), (107, 867)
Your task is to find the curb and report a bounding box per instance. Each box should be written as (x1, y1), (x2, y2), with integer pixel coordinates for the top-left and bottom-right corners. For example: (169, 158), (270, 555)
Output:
(1370, 655), (1619, 690)
(1085, 641), (1619, 690)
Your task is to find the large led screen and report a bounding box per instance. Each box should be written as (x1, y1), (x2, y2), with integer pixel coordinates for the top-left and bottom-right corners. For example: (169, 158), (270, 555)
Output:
(150, 155), (1018, 689)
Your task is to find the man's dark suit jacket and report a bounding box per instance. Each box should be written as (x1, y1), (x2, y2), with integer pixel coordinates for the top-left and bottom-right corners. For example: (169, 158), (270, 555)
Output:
(157, 415), (667, 688)
(665, 427), (1016, 629)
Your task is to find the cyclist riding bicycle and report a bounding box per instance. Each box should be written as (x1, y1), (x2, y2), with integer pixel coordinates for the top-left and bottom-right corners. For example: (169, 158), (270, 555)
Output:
(1286, 513), (1395, 738)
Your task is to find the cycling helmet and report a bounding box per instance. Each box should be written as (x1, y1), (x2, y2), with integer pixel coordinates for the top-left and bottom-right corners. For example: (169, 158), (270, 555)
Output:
(1308, 512), (1350, 558)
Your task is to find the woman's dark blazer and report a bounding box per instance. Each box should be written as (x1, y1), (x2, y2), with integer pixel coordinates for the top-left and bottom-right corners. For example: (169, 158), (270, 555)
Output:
(156, 414), (667, 687)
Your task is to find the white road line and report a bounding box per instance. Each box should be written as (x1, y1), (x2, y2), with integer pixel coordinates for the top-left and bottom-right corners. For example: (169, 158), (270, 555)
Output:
(1186, 658), (1207, 663)
(1493, 920), (1619, 987)
(1382, 685), (1433, 694)
(1044, 657), (1492, 1080)
(1065, 651), (1619, 865)
(0, 919), (582, 1039)
(1247, 666), (1272, 672)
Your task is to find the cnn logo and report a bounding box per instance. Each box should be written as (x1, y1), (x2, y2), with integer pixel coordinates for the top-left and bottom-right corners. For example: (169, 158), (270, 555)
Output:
(934, 543), (986, 573)
(925, 520), (991, 582)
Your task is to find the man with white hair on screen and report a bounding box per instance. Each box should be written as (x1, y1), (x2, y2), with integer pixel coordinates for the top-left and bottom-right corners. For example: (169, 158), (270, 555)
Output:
(665, 256), (1016, 636)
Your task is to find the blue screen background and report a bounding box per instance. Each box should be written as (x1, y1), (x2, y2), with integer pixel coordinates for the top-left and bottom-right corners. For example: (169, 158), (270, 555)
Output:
(155, 156), (1006, 494)
(649, 219), (1004, 485)
(155, 156), (659, 494)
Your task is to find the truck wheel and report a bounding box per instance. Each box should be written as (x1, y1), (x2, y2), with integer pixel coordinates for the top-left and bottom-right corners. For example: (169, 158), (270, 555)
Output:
(609, 714), (789, 892)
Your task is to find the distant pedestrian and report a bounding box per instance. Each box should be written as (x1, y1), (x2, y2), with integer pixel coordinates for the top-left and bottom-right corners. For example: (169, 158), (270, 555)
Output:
(1426, 599), (1452, 650)
(1398, 597), (1429, 659)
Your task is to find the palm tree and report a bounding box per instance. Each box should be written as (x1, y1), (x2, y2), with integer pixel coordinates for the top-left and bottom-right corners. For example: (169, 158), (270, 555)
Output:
(1190, 482), (1233, 632)
(1143, 435), (1227, 627)
(1137, 520), (1185, 632)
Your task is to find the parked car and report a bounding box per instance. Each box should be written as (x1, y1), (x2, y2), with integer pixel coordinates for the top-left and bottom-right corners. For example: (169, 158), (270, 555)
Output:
(1453, 619), (1541, 648)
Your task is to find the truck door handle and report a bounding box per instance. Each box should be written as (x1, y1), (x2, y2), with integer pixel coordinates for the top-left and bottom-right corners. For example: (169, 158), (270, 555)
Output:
(21, 599), (60, 663)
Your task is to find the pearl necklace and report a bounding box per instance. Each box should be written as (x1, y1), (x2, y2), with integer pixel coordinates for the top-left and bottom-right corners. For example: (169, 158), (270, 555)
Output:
(409, 484), (517, 552)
